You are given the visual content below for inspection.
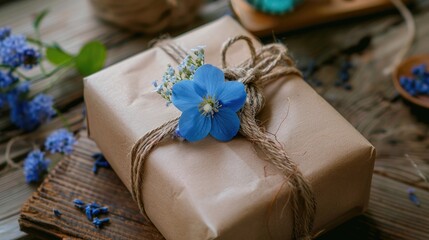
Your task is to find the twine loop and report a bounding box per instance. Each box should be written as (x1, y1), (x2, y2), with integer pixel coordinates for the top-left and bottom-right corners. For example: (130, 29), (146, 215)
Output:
(130, 35), (316, 239)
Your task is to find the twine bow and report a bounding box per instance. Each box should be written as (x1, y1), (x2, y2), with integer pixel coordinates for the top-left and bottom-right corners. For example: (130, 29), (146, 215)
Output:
(131, 35), (316, 240)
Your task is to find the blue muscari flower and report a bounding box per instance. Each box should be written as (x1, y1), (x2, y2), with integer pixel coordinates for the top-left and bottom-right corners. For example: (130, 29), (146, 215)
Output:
(0, 70), (17, 89)
(9, 93), (55, 131)
(28, 93), (55, 123)
(20, 47), (40, 69)
(0, 27), (11, 41)
(171, 64), (246, 142)
(45, 128), (76, 155)
(10, 101), (37, 131)
(23, 149), (51, 183)
(0, 35), (27, 67)
(6, 81), (29, 107)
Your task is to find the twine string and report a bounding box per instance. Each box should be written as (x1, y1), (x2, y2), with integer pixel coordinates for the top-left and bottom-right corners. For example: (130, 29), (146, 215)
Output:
(3, 136), (38, 172)
(131, 36), (316, 239)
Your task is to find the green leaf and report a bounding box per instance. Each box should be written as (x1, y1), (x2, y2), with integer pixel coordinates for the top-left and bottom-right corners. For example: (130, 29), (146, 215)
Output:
(75, 41), (107, 76)
(33, 9), (49, 30)
(46, 46), (74, 65)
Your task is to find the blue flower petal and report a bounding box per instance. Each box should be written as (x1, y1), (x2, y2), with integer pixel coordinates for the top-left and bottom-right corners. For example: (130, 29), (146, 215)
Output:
(172, 80), (202, 112)
(179, 108), (211, 142)
(217, 81), (247, 112)
(210, 108), (240, 142)
(193, 64), (225, 97)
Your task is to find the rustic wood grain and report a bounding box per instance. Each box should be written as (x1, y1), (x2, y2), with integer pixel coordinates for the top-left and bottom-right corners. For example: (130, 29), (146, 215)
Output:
(1, 0), (429, 239)
(19, 132), (429, 240)
(19, 132), (165, 240)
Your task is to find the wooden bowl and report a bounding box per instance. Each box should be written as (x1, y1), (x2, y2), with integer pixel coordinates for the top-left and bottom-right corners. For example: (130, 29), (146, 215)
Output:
(393, 55), (429, 108)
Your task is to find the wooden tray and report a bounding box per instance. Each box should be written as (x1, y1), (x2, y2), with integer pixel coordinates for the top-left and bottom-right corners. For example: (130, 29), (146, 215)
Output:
(231, 0), (410, 36)
(19, 131), (429, 239)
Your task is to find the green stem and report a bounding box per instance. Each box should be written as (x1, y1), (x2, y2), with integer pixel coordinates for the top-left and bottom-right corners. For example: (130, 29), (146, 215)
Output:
(0, 64), (13, 69)
(14, 70), (32, 80)
(44, 67), (68, 93)
(27, 37), (51, 48)
(31, 28), (49, 75)
(39, 60), (48, 75)
(17, 60), (73, 82)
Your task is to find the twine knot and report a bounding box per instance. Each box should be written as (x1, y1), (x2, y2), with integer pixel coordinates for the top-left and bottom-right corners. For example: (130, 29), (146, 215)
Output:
(130, 35), (316, 240)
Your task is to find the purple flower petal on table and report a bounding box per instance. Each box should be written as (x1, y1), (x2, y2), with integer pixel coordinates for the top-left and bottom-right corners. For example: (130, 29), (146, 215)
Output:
(210, 108), (240, 142)
(178, 108), (211, 142)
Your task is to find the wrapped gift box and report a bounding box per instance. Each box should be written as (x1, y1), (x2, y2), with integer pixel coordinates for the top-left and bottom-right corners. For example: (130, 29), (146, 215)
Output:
(84, 16), (375, 239)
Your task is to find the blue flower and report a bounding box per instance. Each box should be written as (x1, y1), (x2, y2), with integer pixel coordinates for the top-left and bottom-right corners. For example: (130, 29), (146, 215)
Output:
(0, 27), (11, 41)
(20, 47), (40, 69)
(23, 149), (51, 183)
(0, 94), (5, 108)
(171, 64), (246, 142)
(0, 71), (17, 89)
(6, 81), (29, 107)
(0, 35), (27, 67)
(9, 93), (55, 131)
(10, 101), (36, 131)
(45, 128), (76, 155)
(28, 93), (55, 123)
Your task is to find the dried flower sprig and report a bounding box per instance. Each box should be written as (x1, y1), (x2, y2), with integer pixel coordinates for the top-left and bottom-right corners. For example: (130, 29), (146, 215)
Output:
(152, 46), (205, 105)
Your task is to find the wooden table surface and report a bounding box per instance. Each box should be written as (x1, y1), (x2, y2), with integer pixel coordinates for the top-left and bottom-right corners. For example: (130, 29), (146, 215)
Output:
(1, 0), (429, 239)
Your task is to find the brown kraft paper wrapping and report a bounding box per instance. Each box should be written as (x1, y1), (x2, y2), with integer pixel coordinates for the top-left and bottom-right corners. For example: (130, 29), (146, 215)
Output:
(84, 16), (375, 240)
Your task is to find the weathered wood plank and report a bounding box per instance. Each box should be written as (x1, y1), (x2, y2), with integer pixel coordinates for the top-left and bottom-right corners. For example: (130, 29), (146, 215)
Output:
(19, 133), (429, 239)
(1, 0), (429, 239)
(0, 169), (37, 240)
(19, 132), (164, 240)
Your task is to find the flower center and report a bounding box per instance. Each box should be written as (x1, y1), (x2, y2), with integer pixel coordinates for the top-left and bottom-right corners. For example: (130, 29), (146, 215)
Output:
(199, 96), (221, 117)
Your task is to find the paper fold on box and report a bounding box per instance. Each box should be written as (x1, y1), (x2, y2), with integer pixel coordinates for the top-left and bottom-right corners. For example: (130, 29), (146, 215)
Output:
(84, 16), (375, 240)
